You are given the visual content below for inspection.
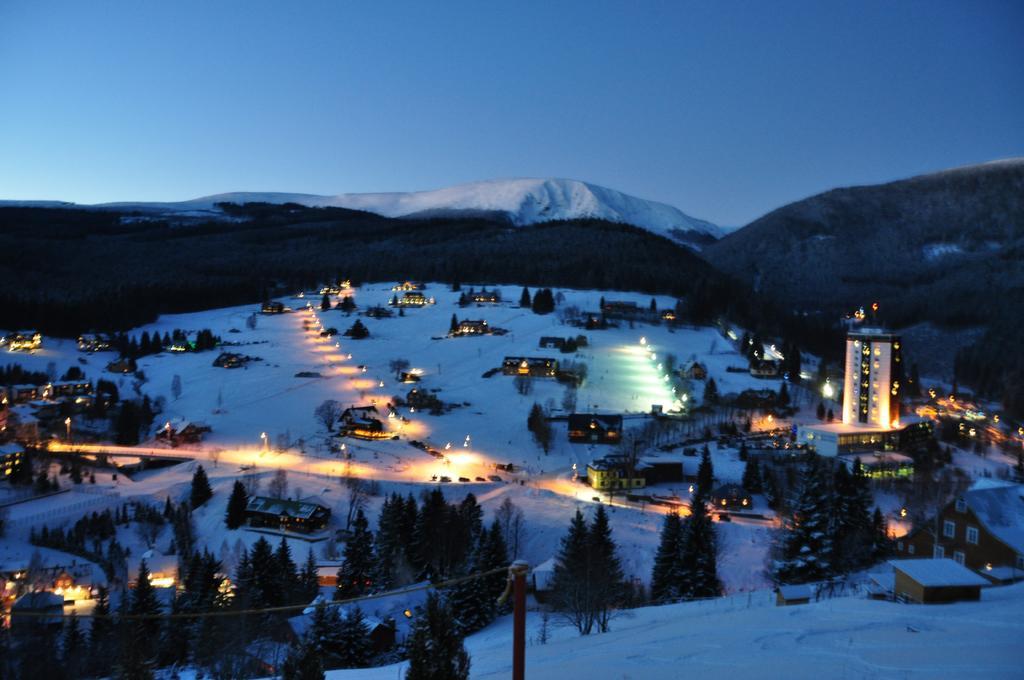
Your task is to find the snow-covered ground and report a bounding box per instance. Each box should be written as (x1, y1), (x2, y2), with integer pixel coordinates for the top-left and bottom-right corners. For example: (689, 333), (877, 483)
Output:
(324, 582), (1024, 680)
(2, 284), (782, 592)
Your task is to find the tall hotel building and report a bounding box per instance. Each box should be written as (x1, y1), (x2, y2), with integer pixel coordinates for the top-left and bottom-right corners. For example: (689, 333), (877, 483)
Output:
(797, 327), (929, 459)
(842, 329), (901, 429)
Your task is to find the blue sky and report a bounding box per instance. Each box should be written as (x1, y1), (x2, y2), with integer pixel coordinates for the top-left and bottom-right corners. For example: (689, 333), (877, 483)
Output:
(1, 0), (1021, 225)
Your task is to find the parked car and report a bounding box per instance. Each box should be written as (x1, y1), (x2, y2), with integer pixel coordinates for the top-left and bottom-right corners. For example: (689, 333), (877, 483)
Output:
(458, 477), (470, 483)
(474, 476), (486, 482)
(488, 475), (503, 482)
(439, 476), (451, 483)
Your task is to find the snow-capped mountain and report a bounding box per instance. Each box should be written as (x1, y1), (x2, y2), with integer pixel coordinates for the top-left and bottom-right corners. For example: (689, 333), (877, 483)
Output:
(85, 178), (722, 244)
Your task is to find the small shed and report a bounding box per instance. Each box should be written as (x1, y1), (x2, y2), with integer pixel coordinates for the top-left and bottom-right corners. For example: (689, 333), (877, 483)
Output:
(890, 559), (990, 604)
(775, 583), (814, 606)
(11, 591), (65, 634)
(711, 483), (753, 510)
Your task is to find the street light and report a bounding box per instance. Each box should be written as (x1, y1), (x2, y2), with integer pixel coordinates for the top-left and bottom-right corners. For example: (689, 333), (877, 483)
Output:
(64, 417), (72, 442)
(822, 378), (835, 400)
(260, 432), (268, 451)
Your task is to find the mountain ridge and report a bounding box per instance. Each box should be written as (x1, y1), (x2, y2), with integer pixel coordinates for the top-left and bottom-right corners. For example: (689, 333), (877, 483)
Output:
(1, 177), (722, 245)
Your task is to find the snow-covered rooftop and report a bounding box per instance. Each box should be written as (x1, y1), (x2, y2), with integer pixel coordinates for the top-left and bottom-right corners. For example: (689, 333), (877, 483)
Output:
(889, 559), (990, 588)
(963, 483), (1024, 554)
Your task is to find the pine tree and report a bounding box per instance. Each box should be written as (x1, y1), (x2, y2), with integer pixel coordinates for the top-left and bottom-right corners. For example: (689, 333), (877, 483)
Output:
(588, 505), (624, 632)
(741, 458), (763, 494)
(276, 537), (299, 605)
(703, 378), (719, 405)
(321, 293), (331, 311)
(281, 635), (325, 680)
(774, 454), (834, 584)
(778, 382), (790, 407)
(550, 509), (594, 634)
(300, 547), (320, 602)
(449, 313), (459, 335)
(336, 606), (373, 668)
(650, 510), (684, 603)
(62, 612), (86, 677)
(130, 559), (163, 661)
(336, 508), (375, 598)
(871, 507), (891, 560)
(816, 402), (826, 420)
(679, 488), (721, 599)
(519, 287), (531, 307)
(190, 464), (213, 509)
(405, 592), (470, 680)
(88, 586), (114, 675)
(697, 446), (714, 497)
(225, 479), (249, 529)
(447, 537), (494, 636)
(307, 601), (343, 662)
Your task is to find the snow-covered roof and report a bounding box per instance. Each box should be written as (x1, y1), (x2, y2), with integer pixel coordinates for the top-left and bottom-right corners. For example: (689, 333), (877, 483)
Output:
(777, 584), (814, 600)
(962, 483), (1024, 554)
(889, 559), (990, 587)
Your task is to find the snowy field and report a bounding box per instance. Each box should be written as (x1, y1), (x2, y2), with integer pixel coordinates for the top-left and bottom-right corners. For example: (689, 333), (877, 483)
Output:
(323, 582), (1024, 680)
(2, 283), (784, 592)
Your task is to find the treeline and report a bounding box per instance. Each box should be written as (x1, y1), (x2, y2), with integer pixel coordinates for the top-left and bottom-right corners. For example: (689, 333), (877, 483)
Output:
(108, 328), (220, 358)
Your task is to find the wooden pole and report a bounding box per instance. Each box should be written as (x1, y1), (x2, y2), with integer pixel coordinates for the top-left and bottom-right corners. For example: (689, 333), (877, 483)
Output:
(511, 560), (529, 680)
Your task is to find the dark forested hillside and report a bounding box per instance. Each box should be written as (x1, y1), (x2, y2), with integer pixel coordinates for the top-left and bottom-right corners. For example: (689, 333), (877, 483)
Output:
(0, 203), (750, 337)
(704, 159), (1024, 416)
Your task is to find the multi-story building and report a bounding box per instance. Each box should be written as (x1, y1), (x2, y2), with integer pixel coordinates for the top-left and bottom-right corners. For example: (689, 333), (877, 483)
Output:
(842, 329), (902, 429)
(895, 482), (1024, 579)
(796, 327), (928, 458)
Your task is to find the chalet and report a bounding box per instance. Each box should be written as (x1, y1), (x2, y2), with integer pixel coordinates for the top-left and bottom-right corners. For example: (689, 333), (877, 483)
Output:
(107, 357), (137, 374)
(749, 359), (781, 378)
(399, 370), (421, 383)
(502, 357), (558, 377)
(567, 413), (622, 444)
(0, 443), (24, 477)
(155, 419), (211, 446)
(538, 337), (565, 350)
(889, 558), (989, 604)
(245, 496), (331, 533)
(894, 482), (1024, 574)
(469, 289), (501, 304)
(77, 334), (112, 353)
(600, 300), (643, 320)
(212, 352), (247, 369)
(639, 461), (684, 485)
(682, 361), (707, 381)
(340, 417), (389, 440)
(586, 457), (645, 491)
(405, 388), (442, 412)
(775, 584), (814, 606)
(261, 301), (286, 314)
(392, 292), (434, 307)
(341, 405), (379, 423)
(47, 380), (93, 398)
(660, 309), (678, 323)
(711, 483), (752, 510)
(9, 384), (41, 403)
(392, 281), (425, 291)
(364, 305), (394, 319)
(455, 319), (490, 335)
(2, 331), (42, 352)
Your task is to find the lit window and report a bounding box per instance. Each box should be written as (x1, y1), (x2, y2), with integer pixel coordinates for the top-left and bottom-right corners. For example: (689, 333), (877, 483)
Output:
(943, 520), (956, 538)
(874, 347), (881, 356)
(966, 527), (979, 545)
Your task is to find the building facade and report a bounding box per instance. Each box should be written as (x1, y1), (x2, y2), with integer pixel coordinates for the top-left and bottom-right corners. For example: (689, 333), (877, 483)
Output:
(843, 329), (902, 429)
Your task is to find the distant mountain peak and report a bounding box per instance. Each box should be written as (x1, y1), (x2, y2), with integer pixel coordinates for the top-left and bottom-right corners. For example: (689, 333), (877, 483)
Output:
(94, 177), (722, 245)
